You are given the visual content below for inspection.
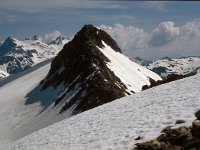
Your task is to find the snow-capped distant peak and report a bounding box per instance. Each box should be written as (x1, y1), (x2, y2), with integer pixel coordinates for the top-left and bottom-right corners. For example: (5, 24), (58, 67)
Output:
(48, 35), (70, 45)
(147, 56), (200, 79)
(0, 37), (18, 55)
(0, 33), (70, 76)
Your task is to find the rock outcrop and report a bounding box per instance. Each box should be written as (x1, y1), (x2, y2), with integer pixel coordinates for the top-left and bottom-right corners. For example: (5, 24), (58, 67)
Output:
(40, 24), (161, 114)
(134, 109), (200, 150)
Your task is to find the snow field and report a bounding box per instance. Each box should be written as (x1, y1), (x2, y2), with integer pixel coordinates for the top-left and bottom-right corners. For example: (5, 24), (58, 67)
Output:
(3, 74), (200, 150)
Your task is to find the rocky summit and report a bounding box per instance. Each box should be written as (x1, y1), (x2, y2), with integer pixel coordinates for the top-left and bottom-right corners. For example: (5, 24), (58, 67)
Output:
(40, 25), (127, 114)
(40, 24), (161, 115)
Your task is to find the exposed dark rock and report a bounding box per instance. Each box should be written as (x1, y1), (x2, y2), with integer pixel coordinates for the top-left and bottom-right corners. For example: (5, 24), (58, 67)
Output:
(0, 37), (17, 55)
(191, 120), (200, 138)
(195, 110), (200, 120)
(134, 111), (200, 150)
(40, 24), (132, 114)
(157, 134), (166, 142)
(142, 74), (185, 91)
(183, 138), (200, 149)
(134, 140), (182, 150)
(175, 120), (186, 125)
(135, 136), (143, 140)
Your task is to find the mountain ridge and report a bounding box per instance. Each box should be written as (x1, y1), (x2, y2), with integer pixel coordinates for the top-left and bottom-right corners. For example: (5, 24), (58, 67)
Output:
(132, 56), (200, 80)
(39, 24), (162, 114)
(0, 34), (70, 76)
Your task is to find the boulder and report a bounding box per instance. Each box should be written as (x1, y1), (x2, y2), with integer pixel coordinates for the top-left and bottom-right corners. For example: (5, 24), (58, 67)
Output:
(175, 120), (186, 125)
(134, 140), (182, 150)
(191, 120), (200, 138)
(195, 110), (200, 120)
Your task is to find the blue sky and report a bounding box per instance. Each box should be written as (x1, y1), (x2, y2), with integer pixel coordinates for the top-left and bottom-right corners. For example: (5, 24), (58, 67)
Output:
(1, 1), (200, 59)
(1, 1), (199, 39)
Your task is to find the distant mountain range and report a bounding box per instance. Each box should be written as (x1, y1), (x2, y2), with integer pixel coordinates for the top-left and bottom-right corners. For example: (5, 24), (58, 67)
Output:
(1, 31), (200, 83)
(0, 35), (70, 76)
(132, 56), (200, 80)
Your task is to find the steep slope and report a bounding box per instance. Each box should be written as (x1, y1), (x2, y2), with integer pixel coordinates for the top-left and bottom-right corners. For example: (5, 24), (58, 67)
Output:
(147, 57), (200, 79)
(0, 35), (69, 75)
(3, 73), (200, 150)
(40, 24), (161, 114)
(0, 60), (52, 145)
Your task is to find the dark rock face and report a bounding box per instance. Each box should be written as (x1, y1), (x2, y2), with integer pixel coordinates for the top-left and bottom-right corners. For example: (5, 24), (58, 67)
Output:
(0, 37), (17, 56)
(41, 25), (130, 114)
(175, 120), (186, 125)
(195, 110), (200, 120)
(134, 109), (200, 150)
(191, 120), (200, 138)
(135, 141), (182, 150)
(142, 74), (185, 91)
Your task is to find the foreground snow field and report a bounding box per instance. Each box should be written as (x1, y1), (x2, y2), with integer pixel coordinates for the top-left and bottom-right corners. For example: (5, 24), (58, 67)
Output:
(0, 61), (51, 145)
(1, 73), (200, 150)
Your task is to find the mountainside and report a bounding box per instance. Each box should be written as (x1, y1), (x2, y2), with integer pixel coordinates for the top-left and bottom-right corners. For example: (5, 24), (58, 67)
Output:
(40, 24), (162, 114)
(0, 25), (161, 147)
(0, 35), (69, 76)
(3, 73), (200, 150)
(0, 61), (52, 145)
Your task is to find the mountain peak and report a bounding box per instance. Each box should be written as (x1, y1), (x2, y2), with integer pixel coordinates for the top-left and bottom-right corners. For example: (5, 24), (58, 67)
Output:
(40, 24), (161, 114)
(73, 24), (122, 53)
(4, 36), (17, 43)
(161, 56), (171, 60)
(0, 33), (68, 75)
(31, 35), (40, 41)
(0, 36), (17, 55)
(49, 34), (69, 45)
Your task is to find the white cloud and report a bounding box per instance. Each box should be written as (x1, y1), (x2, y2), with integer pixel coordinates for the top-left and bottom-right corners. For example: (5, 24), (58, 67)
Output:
(99, 19), (200, 60)
(149, 21), (180, 46)
(43, 31), (62, 43)
(138, 2), (168, 11)
(100, 24), (149, 56)
(181, 19), (200, 37)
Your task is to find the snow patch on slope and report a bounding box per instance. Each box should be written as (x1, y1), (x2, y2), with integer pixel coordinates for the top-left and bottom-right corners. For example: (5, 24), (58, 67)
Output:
(0, 62), (51, 145)
(3, 74), (200, 150)
(97, 41), (162, 93)
(0, 60), (84, 146)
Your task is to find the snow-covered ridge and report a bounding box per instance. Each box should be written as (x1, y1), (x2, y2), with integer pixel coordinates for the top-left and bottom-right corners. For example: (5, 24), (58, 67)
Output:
(3, 73), (200, 150)
(97, 41), (162, 93)
(147, 57), (200, 79)
(0, 35), (70, 77)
